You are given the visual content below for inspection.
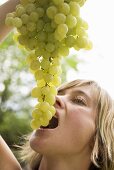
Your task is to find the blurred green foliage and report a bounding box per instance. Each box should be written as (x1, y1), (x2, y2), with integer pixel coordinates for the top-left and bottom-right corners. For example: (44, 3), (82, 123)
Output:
(0, 30), (79, 148)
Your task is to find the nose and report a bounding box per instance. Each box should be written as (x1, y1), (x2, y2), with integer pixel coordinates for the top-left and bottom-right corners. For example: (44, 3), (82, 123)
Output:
(54, 95), (65, 109)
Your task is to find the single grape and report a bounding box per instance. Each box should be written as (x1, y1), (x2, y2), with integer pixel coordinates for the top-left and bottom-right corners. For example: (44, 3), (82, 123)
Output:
(46, 6), (58, 19)
(54, 13), (66, 24)
(59, 2), (70, 15)
(30, 60), (40, 71)
(29, 12), (39, 22)
(13, 17), (22, 28)
(25, 3), (36, 14)
(45, 94), (55, 105)
(53, 0), (64, 6)
(21, 14), (29, 24)
(16, 6), (25, 17)
(5, 17), (14, 26)
(37, 7), (44, 18)
(45, 43), (55, 52)
(31, 87), (42, 98)
(66, 14), (77, 28)
(69, 1), (80, 17)
(76, 36), (89, 48)
(27, 22), (36, 31)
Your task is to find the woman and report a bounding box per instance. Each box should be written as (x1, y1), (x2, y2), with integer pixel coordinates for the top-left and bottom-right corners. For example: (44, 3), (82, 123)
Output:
(18, 79), (114, 170)
(1, 79), (114, 170)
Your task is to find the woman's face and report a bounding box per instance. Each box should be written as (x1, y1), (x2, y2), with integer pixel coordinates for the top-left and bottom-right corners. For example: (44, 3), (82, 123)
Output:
(30, 85), (97, 157)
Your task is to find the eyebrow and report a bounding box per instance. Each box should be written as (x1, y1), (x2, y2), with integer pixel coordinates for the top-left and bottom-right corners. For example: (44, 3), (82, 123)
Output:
(58, 89), (91, 100)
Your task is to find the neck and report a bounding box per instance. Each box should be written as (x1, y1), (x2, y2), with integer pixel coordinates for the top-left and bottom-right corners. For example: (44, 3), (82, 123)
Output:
(39, 149), (91, 170)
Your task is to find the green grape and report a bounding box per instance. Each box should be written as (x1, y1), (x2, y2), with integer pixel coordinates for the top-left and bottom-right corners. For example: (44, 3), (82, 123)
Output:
(28, 38), (38, 50)
(69, 1), (80, 17)
(45, 94), (55, 105)
(41, 86), (50, 95)
(44, 73), (53, 83)
(85, 40), (93, 50)
(45, 43), (55, 52)
(50, 86), (57, 95)
(76, 36), (89, 48)
(21, 14), (29, 24)
(59, 2), (70, 15)
(66, 14), (77, 28)
(49, 105), (56, 116)
(43, 111), (52, 121)
(57, 23), (68, 37)
(37, 7), (44, 18)
(49, 65), (62, 75)
(32, 108), (42, 119)
(52, 57), (61, 65)
(71, 0), (82, 2)
(28, 0), (36, 3)
(53, 0), (64, 5)
(29, 12), (39, 22)
(30, 60), (40, 70)
(47, 33), (55, 43)
(30, 119), (41, 130)
(37, 19), (45, 31)
(76, 26), (87, 37)
(20, 0), (28, 6)
(41, 58), (50, 70)
(46, 6), (58, 19)
(31, 87), (42, 98)
(43, 50), (51, 59)
(27, 22), (36, 31)
(26, 53), (37, 65)
(39, 117), (49, 127)
(40, 101), (50, 112)
(54, 13), (66, 24)
(25, 3), (36, 14)
(5, 0), (91, 130)
(37, 79), (46, 87)
(65, 35), (75, 47)
(5, 17), (14, 26)
(44, 22), (54, 33)
(79, 0), (86, 6)
(16, 6), (25, 17)
(58, 45), (69, 56)
(37, 31), (47, 42)
(35, 69), (44, 80)
(51, 75), (61, 86)
(13, 17), (22, 28)
(51, 20), (57, 28)
(77, 17), (88, 30)
(18, 25), (28, 35)
(6, 12), (15, 18)
(54, 29), (65, 41)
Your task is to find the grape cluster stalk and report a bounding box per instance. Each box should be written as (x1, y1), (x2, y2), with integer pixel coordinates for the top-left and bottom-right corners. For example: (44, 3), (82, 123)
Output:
(5, 0), (92, 130)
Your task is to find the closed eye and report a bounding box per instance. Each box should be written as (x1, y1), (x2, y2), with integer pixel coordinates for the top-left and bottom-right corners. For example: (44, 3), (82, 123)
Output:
(72, 97), (87, 106)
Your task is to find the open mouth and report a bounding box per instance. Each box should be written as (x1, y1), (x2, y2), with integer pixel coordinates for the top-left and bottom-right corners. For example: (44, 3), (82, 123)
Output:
(41, 116), (59, 129)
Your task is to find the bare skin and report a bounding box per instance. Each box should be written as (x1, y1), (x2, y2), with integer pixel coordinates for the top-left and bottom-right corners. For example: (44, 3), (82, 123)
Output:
(30, 86), (97, 170)
(0, 0), (19, 42)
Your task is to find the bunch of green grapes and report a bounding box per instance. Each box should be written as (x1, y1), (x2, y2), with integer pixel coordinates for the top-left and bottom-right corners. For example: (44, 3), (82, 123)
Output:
(5, 0), (92, 130)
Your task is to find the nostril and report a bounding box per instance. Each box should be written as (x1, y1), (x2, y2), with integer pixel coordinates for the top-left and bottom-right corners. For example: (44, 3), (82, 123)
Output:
(55, 96), (64, 109)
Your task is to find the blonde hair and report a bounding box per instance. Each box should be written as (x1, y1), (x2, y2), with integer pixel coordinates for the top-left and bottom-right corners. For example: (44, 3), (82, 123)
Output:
(19, 79), (114, 170)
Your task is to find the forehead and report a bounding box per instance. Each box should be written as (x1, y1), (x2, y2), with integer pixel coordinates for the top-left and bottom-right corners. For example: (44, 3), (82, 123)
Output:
(58, 85), (93, 98)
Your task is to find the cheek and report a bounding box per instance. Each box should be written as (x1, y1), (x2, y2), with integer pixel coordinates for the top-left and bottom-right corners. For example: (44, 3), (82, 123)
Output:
(66, 107), (96, 143)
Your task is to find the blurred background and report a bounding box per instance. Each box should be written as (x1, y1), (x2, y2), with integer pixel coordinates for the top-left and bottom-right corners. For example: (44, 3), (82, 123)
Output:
(0, 0), (114, 167)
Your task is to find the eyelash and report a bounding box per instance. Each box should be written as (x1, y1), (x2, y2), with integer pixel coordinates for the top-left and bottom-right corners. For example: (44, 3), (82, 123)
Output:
(72, 97), (86, 106)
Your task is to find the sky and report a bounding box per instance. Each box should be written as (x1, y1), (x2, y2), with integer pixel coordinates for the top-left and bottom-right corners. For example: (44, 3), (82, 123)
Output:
(67, 0), (114, 99)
